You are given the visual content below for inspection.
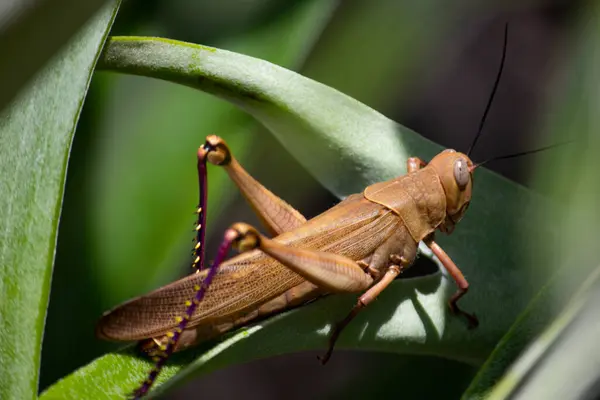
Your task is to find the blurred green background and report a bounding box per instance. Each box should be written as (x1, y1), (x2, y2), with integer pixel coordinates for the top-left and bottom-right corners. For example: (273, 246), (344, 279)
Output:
(24, 0), (589, 398)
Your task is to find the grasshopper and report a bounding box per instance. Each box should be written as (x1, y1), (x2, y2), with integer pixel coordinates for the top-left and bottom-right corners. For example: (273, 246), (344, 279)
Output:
(98, 138), (479, 397)
(97, 25), (513, 399)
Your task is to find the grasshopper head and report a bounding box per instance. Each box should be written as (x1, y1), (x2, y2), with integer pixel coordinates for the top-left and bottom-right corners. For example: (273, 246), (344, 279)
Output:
(428, 149), (474, 233)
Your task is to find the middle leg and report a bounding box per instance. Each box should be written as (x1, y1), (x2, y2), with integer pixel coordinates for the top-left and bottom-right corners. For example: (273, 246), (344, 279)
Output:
(317, 260), (409, 364)
(424, 236), (478, 328)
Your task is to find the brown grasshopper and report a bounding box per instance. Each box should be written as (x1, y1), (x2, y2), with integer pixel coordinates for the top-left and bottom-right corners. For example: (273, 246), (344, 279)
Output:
(97, 24), (514, 399)
(98, 136), (478, 396)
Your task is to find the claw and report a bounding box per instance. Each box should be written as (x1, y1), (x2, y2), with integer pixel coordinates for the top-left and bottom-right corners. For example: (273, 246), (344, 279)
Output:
(449, 302), (479, 329)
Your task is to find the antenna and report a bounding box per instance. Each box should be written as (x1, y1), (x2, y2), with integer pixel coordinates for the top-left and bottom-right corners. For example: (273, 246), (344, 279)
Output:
(472, 141), (573, 170)
(467, 22), (509, 157)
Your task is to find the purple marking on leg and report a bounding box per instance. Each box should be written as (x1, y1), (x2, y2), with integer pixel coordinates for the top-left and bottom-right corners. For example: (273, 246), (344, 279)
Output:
(179, 229), (234, 322)
(131, 229), (236, 398)
(195, 151), (209, 271)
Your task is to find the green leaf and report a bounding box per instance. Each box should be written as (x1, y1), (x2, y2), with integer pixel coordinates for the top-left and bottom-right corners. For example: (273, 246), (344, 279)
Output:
(0, 2), (119, 399)
(484, 268), (600, 400)
(461, 268), (588, 400)
(44, 21), (556, 399)
(0, 0), (113, 113)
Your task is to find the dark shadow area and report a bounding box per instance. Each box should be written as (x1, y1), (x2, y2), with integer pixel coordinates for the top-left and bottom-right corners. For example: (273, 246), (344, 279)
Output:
(581, 376), (600, 400)
(169, 351), (476, 400)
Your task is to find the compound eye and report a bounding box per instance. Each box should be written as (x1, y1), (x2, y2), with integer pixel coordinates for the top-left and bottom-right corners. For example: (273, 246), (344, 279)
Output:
(453, 158), (469, 189)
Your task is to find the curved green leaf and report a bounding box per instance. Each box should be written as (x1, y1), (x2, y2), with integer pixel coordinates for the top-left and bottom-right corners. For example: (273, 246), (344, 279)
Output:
(0, 3), (119, 399)
(44, 34), (555, 397)
(97, 38), (439, 197)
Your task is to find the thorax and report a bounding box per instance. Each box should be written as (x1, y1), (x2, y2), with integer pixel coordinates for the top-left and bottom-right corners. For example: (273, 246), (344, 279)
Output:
(363, 166), (447, 243)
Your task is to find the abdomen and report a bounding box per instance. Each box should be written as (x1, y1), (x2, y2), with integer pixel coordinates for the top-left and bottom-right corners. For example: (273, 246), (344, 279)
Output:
(97, 194), (401, 342)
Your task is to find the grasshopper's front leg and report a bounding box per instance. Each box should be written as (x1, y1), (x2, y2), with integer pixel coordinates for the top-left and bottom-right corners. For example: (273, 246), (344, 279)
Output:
(408, 156), (478, 329)
(425, 237), (478, 328)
